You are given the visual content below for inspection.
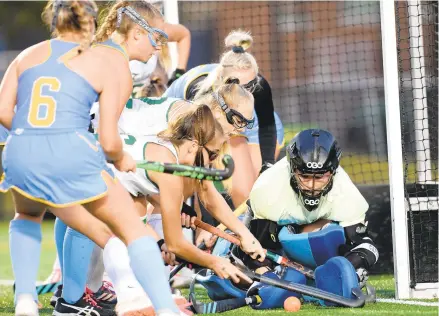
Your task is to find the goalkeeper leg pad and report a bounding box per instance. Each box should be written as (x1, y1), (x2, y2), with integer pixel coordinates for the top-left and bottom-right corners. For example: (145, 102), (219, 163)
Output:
(279, 223), (345, 268)
(314, 256), (360, 307)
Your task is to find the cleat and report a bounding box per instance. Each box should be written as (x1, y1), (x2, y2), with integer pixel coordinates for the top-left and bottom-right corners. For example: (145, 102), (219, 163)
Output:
(90, 281), (117, 306)
(53, 293), (116, 316)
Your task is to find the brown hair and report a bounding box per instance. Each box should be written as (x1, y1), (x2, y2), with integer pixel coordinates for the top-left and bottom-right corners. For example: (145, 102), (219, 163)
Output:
(135, 76), (167, 98)
(95, 1), (162, 43)
(158, 104), (216, 148)
(42, 0), (98, 54)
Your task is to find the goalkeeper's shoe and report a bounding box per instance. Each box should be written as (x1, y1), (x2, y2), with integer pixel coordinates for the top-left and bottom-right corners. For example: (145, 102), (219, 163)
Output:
(53, 294), (116, 316)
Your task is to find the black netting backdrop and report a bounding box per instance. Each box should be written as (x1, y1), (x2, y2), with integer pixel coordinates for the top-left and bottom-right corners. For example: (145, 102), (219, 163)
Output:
(178, 1), (438, 282)
(179, 1), (387, 184)
(396, 1), (438, 285)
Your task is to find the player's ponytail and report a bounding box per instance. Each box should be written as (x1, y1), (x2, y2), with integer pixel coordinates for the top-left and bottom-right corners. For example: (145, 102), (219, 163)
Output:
(42, 0), (98, 54)
(136, 76), (167, 98)
(158, 104), (216, 149)
(195, 29), (259, 98)
(95, 1), (162, 44)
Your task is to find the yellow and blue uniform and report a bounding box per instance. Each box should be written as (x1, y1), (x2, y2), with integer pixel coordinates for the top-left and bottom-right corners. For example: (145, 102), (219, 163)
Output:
(92, 39), (128, 59)
(165, 63), (284, 148)
(0, 39), (114, 207)
(0, 125), (9, 146)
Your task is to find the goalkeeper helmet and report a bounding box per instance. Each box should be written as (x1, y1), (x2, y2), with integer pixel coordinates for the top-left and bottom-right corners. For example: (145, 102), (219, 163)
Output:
(286, 129), (342, 210)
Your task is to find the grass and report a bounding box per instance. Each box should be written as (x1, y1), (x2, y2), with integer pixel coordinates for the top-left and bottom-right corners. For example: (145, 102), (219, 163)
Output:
(0, 221), (437, 315)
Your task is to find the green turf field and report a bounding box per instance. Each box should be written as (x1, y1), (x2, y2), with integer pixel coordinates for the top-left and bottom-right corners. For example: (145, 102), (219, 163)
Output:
(0, 221), (437, 315)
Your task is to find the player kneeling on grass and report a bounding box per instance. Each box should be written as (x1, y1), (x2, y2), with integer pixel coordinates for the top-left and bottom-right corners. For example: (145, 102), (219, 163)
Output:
(56, 103), (266, 316)
(199, 129), (379, 309)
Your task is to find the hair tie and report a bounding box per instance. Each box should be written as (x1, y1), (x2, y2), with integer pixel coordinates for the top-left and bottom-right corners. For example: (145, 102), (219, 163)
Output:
(225, 77), (240, 85)
(232, 46), (244, 54)
(51, 0), (68, 32)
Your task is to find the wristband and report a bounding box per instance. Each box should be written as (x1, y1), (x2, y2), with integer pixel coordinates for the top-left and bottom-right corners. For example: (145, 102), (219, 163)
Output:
(157, 239), (165, 250)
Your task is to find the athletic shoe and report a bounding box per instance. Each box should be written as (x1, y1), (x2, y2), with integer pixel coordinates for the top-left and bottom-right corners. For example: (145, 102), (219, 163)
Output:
(15, 294), (39, 316)
(50, 284), (62, 308)
(90, 281), (117, 306)
(85, 288), (115, 310)
(53, 294), (116, 316)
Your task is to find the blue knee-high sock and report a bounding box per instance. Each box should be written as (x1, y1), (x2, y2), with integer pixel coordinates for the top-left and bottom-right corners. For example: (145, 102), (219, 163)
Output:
(54, 218), (67, 273)
(128, 236), (178, 313)
(62, 228), (94, 304)
(9, 219), (42, 303)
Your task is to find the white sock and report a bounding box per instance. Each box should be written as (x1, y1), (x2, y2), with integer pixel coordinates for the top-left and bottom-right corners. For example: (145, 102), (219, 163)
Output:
(52, 255), (60, 270)
(86, 244), (104, 293)
(103, 237), (144, 303)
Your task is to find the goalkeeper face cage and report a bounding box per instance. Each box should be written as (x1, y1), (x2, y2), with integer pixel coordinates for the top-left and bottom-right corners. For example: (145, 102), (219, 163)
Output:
(287, 129), (342, 209)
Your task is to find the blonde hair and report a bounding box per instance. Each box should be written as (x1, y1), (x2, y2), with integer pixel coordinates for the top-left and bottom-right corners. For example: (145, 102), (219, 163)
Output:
(194, 80), (254, 121)
(42, 0), (98, 54)
(95, 1), (162, 43)
(159, 44), (172, 71)
(195, 29), (259, 98)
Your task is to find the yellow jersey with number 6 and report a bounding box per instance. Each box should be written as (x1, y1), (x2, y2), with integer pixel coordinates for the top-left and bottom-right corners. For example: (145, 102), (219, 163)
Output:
(12, 39), (98, 131)
(0, 40), (113, 207)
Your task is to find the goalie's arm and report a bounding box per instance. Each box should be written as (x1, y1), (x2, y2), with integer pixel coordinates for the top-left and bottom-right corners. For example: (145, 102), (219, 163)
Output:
(341, 222), (379, 270)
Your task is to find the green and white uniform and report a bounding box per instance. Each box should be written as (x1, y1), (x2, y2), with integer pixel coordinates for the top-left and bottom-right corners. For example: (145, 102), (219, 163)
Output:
(91, 96), (182, 196)
(90, 96), (180, 136)
(109, 135), (178, 197)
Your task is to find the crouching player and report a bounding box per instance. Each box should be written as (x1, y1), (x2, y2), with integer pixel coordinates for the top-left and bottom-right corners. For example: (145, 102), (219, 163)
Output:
(199, 129), (378, 309)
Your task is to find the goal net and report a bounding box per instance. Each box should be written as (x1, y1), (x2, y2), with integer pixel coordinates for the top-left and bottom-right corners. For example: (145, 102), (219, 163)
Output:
(395, 0), (438, 296)
(167, 1), (438, 298)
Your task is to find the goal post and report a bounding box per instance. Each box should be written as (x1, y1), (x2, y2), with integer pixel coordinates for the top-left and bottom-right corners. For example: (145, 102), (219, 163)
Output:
(168, 0), (438, 300)
(162, 0), (180, 78)
(396, 0), (438, 299)
(380, 0), (412, 300)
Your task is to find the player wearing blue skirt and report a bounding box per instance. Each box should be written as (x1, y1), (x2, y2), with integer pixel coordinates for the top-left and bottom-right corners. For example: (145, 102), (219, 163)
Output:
(0, 1), (181, 315)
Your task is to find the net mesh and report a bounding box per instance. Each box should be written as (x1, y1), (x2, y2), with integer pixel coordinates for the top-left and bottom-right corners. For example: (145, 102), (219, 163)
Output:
(179, 1), (387, 183)
(396, 1), (438, 285)
(179, 1), (391, 271)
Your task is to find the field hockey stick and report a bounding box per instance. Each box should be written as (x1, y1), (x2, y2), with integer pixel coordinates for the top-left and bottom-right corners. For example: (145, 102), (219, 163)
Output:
(190, 295), (260, 314)
(193, 219), (316, 279)
(13, 281), (61, 296)
(197, 223), (365, 308)
(188, 270), (261, 314)
(137, 155), (234, 181)
(169, 202), (249, 281)
(242, 269), (366, 308)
